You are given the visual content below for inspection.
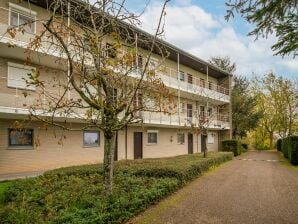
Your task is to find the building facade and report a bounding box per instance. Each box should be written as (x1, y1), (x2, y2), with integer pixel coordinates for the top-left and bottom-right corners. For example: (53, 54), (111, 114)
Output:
(0, 0), (232, 175)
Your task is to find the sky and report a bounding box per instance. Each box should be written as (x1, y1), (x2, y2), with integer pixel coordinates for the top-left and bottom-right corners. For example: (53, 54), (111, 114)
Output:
(122, 0), (298, 79)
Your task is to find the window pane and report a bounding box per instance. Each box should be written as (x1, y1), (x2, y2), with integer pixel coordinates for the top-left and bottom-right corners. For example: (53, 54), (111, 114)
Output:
(19, 14), (35, 33)
(148, 133), (157, 144)
(83, 131), (99, 146)
(10, 11), (18, 27)
(9, 129), (33, 146)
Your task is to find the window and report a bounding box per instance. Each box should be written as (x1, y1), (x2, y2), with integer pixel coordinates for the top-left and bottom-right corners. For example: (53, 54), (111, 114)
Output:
(9, 3), (36, 34)
(208, 132), (215, 144)
(200, 106), (205, 119)
(147, 131), (158, 144)
(106, 43), (116, 58)
(112, 88), (117, 105)
(187, 104), (193, 118)
(83, 131), (100, 147)
(177, 132), (185, 144)
(187, 74), (193, 84)
(7, 62), (36, 90)
(208, 81), (213, 90)
(179, 102), (185, 113)
(137, 54), (143, 69)
(200, 78), (205, 88)
(208, 107), (213, 116)
(178, 71), (185, 81)
(8, 128), (33, 147)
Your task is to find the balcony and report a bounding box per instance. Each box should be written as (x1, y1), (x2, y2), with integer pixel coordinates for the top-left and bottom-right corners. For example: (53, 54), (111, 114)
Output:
(140, 111), (230, 130)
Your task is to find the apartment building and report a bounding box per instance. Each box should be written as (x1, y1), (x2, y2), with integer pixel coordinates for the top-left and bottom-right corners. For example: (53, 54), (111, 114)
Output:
(0, 0), (232, 175)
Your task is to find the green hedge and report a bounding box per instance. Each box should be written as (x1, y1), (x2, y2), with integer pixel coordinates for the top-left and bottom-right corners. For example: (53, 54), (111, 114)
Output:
(241, 143), (248, 152)
(280, 136), (298, 165)
(222, 139), (242, 156)
(0, 152), (233, 224)
(276, 139), (282, 151)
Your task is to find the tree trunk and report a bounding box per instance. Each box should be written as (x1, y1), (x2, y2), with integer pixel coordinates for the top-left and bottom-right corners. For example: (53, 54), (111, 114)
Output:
(269, 132), (273, 150)
(103, 131), (116, 195)
(203, 135), (207, 158)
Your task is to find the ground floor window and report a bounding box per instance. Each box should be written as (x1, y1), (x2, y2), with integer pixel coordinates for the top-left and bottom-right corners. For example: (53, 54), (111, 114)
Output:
(208, 132), (215, 144)
(177, 132), (185, 144)
(83, 131), (100, 147)
(147, 131), (158, 144)
(8, 128), (33, 147)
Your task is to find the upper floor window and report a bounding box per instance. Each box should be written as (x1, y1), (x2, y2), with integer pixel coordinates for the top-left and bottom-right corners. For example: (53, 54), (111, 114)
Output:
(7, 62), (36, 90)
(9, 3), (36, 34)
(105, 43), (116, 58)
(179, 102), (185, 113)
(178, 71), (185, 81)
(208, 81), (213, 90)
(187, 74), (193, 84)
(200, 78), (205, 88)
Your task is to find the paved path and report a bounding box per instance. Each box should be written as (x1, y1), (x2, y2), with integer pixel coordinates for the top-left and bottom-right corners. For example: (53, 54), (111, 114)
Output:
(129, 151), (298, 224)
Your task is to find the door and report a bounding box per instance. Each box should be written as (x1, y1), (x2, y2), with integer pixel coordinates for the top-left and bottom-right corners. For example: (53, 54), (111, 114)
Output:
(134, 132), (143, 159)
(114, 132), (118, 161)
(188, 133), (193, 154)
(201, 134), (207, 153)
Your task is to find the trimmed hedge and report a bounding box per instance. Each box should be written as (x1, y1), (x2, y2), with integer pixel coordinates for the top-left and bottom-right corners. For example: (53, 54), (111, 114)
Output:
(276, 139), (282, 151)
(279, 136), (298, 165)
(0, 152), (233, 224)
(222, 139), (242, 156)
(280, 136), (298, 165)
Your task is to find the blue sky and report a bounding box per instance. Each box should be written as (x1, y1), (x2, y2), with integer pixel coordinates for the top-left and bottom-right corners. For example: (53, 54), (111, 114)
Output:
(123, 0), (298, 79)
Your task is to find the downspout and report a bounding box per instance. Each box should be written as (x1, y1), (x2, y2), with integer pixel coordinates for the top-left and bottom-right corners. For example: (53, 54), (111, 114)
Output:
(125, 125), (128, 160)
(229, 74), (233, 139)
(67, 0), (71, 100)
(177, 52), (180, 125)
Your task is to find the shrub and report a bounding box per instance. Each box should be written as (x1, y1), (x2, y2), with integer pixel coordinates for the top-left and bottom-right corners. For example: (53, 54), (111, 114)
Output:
(282, 136), (298, 165)
(241, 143), (248, 152)
(276, 139), (282, 151)
(0, 152), (233, 224)
(222, 139), (242, 156)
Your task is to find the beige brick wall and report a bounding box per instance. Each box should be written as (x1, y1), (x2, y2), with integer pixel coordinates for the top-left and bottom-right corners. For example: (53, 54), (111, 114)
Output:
(0, 118), (221, 174)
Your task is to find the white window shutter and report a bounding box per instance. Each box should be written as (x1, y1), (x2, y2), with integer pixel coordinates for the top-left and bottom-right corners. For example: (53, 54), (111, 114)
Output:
(7, 62), (36, 90)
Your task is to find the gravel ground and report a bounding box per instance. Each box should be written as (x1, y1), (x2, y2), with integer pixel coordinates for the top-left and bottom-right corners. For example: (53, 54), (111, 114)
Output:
(128, 151), (298, 224)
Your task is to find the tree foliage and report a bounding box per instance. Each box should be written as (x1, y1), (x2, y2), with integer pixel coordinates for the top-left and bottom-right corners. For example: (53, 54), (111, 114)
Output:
(232, 76), (261, 139)
(209, 56), (236, 74)
(252, 73), (298, 149)
(225, 0), (298, 57)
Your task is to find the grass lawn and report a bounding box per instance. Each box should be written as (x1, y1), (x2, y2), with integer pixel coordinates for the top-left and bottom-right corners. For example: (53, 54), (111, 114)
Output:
(0, 152), (233, 224)
(0, 181), (12, 204)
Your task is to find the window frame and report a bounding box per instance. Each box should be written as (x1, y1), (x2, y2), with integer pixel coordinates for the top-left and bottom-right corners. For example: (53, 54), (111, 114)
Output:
(147, 130), (158, 144)
(83, 130), (100, 147)
(9, 3), (37, 34)
(178, 71), (185, 81)
(8, 128), (34, 148)
(179, 102), (185, 113)
(177, 132), (185, 145)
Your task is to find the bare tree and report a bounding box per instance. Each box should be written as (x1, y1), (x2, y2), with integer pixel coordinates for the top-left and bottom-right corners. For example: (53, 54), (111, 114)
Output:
(7, 0), (173, 194)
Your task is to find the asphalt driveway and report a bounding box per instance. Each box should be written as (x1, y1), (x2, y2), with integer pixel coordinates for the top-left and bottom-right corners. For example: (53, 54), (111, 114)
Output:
(129, 151), (298, 224)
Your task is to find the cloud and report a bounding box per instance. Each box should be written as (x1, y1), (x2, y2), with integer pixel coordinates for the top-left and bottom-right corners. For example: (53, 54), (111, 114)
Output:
(138, 1), (298, 78)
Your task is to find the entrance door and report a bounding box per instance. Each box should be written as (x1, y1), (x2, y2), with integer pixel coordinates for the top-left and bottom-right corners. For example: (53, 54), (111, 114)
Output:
(114, 132), (118, 161)
(188, 133), (193, 154)
(201, 134), (207, 153)
(134, 132), (143, 159)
